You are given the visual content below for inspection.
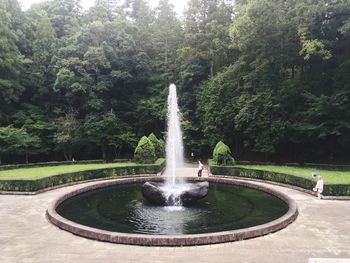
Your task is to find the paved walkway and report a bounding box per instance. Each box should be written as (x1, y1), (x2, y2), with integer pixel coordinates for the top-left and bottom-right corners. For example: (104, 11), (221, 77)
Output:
(0, 166), (349, 263)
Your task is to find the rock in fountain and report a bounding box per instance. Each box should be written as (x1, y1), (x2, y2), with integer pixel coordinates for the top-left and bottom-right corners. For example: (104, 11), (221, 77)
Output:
(142, 84), (209, 206)
(142, 181), (209, 206)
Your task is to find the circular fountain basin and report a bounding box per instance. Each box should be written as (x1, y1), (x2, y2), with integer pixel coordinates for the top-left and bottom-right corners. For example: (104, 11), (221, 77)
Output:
(47, 176), (298, 246)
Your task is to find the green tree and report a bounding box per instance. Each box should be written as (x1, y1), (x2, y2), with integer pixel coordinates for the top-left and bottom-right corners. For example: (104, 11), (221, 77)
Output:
(83, 111), (134, 160)
(134, 135), (156, 163)
(11, 105), (55, 160)
(0, 125), (23, 164)
(0, 125), (41, 164)
(54, 112), (82, 160)
(212, 141), (234, 165)
(39, 0), (81, 39)
(0, 0), (23, 119)
(148, 132), (164, 158)
(151, 0), (183, 84)
(22, 6), (58, 105)
(177, 0), (234, 155)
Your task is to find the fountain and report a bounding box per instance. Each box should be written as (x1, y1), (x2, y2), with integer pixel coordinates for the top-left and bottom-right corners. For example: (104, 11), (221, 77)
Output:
(46, 85), (298, 246)
(141, 84), (209, 206)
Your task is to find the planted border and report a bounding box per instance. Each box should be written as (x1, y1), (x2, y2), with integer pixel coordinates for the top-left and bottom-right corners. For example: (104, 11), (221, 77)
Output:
(0, 159), (130, 171)
(210, 164), (350, 196)
(0, 160), (165, 192)
(236, 161), (350, 171)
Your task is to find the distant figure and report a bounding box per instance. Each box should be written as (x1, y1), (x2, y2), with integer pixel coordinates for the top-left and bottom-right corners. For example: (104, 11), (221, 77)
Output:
(191, 152), (194, 161)
(72, 157), (76, 163)
(198, 160), (203, 177)
(313, 175), (324, 199)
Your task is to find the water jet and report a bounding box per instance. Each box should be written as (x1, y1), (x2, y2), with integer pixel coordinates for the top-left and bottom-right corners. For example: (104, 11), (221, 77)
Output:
(142, 84), (209, 206)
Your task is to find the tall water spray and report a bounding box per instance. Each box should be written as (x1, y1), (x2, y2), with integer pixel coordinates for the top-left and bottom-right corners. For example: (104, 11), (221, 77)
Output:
(165, 84), (185, 185)
(141, 84), (208, 207)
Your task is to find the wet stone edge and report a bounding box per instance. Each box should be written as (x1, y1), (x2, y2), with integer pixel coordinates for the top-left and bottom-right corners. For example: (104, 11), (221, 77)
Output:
(46, 176), (298, 246)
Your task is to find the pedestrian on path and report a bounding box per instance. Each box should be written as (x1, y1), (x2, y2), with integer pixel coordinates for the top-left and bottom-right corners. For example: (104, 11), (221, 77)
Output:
(198, 160), (203, 177)
(313, 175), (324, 199)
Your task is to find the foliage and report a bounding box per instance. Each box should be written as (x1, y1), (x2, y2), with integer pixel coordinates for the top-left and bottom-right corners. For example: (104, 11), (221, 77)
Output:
(0, 0), (24, 118)
(212, 141), (234, 165)
(0, 0), (350, 164)
(235, 165), (350, 185)
(0, 125), (42, 164)
(134, 136), (156, 163)
(0, 160), (165, 192)
(209, 163), (350, 196)
(83, 112), (135, 160)
(0, 125), (23, 164)
(54, 112), (82, 160)
(148, 133), (165, 158)
(199, 0), (350, 162)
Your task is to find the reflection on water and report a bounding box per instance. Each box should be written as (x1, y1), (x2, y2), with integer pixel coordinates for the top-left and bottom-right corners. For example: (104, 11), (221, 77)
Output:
(57, 183), (288, 235)
(127, 202), (202, 234)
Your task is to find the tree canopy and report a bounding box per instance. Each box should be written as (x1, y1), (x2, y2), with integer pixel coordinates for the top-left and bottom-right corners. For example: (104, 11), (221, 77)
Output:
(0, 0), (349, 163)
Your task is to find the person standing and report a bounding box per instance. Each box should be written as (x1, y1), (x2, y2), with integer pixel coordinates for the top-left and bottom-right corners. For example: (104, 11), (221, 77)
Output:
(313, 175), (324, 199)
(198, 160), (203, 177)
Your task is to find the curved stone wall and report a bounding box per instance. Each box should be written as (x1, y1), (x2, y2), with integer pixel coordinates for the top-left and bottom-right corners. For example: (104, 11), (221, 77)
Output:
(46, 176), (298, 246)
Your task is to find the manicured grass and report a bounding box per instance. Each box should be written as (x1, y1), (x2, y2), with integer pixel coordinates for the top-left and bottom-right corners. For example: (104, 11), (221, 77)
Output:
(0, 163), (141, 180)
(236, 165), (350, 184)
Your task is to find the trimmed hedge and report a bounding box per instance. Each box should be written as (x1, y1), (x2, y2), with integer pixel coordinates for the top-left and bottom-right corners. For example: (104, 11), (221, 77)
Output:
(236, 161), (350, 171)
(0, 159), (165, 192)
(148, 133), (165, 158)
(212, 141), (235, 165)
(134, 136), (157, 163)
(210, 164), (350, 196)
(0, 159), (130, 171)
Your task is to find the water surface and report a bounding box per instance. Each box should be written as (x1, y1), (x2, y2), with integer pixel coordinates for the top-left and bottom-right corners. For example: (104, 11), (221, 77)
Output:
(57, 182), (288, 235)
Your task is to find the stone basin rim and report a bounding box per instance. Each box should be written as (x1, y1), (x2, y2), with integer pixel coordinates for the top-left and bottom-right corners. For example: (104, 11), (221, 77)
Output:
(46, 176), (298, 246)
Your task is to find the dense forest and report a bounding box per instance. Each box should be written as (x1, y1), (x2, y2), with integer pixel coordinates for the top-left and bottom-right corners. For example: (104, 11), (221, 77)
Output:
(0, 0), (349, 164)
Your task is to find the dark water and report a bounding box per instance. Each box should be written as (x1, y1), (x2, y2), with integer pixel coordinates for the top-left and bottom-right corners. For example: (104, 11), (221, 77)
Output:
(57, 183), (288, 235)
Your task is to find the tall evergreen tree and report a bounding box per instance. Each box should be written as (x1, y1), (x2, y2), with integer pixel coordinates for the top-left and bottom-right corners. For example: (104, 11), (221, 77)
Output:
(0, 0), (23, 122)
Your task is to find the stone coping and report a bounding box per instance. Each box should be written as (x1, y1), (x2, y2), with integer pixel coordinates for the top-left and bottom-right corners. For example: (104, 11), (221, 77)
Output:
(46, 176), (298, 246)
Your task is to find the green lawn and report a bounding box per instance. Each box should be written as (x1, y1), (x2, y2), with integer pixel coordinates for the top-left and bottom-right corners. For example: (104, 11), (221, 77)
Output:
(236, 165), (350, 184)
(0, 163), (139, 180)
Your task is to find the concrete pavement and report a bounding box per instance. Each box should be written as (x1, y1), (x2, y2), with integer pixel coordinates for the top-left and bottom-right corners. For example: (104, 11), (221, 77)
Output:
(0, 165), (349, 263)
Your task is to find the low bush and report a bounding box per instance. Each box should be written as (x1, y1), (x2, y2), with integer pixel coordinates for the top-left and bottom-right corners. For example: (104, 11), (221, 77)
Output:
(212, 141), (235, 165)
(209, 161), (350, 196)
(0, 159), (130, 171)
(236, 161), (350, 171)
(134, 136), (157, 163)
(148, 133), (165, 158)
(0, 159), (165, 192)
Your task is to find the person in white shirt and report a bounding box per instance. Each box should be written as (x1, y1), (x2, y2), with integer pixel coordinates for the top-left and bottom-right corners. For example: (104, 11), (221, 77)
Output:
(198, 161), (203, 177)
(313, 175), (324, 199)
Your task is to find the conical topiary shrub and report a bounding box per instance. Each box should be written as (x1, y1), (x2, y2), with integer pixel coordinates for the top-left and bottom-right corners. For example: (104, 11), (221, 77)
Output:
(213, 141), (235, 165)
(148, 133), (165, 158)
(134, 136), (156, 163)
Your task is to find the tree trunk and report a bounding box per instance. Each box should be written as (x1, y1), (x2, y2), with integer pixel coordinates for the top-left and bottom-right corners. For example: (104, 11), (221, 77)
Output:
(328, 136), (336, 162)
(113, 145), (122, 159)
(25, 147), (28, 164)
(209, 48), (214, 76)
(102, 145), (106, 160)
(64, 151), (68, 161)
(234, 134), (239, 157)
(165, 35), (168, 66)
